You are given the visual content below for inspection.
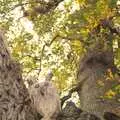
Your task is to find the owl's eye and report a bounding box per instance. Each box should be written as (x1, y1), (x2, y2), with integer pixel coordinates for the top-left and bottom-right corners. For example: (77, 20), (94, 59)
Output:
(34, 84), (39, 88)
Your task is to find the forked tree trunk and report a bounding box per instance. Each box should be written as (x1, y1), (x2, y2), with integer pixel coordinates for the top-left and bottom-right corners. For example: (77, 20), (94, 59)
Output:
(0, 32), (119, 120)
(0, 31), (103, 120)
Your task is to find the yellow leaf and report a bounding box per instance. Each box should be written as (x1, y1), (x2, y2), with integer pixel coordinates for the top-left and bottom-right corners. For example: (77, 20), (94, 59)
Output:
(105, 89), (116, 99)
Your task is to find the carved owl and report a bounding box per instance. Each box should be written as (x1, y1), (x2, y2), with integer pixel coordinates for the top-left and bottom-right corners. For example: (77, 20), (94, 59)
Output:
(29, 72), (61, 120)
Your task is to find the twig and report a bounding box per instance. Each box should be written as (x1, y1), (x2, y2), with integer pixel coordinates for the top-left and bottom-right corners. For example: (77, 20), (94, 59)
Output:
(36, 34), (60, 78)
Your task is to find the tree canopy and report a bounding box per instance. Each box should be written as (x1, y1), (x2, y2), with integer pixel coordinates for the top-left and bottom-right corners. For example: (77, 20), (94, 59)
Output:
(0, 0), (120, 101)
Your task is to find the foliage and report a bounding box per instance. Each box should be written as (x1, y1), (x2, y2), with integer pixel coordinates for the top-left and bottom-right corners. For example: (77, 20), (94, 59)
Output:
(0, 0), (120, 95)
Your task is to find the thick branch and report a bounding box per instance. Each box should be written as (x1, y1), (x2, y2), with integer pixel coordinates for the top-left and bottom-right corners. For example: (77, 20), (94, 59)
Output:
(61, 86), (78, 107)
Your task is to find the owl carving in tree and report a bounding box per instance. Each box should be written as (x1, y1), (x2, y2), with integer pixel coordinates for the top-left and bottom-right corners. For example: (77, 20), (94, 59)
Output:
(29, 71), (61, 120)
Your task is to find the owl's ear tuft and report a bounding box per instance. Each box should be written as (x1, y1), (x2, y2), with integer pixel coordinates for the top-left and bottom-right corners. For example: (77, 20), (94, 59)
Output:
(45, 70), (53, 81)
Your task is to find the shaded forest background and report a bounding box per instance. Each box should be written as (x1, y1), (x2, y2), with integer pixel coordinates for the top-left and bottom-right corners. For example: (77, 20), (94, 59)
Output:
(0, 0), (120, 120)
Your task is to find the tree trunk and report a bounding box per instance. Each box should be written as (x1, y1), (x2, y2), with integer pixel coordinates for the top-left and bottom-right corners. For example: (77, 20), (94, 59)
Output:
(0, 32), (40, 120)
(77, 40), (120, 119)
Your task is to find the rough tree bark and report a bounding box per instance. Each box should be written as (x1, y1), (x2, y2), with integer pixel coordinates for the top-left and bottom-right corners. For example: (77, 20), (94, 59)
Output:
(77, 33), (120, 119)
(0, 32), (40, 120)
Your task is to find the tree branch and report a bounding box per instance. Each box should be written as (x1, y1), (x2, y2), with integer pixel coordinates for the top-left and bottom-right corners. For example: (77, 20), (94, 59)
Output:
(60, 86), (79, 107)
(60, 79), (85, 107)
(90, 16), (120, 37)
